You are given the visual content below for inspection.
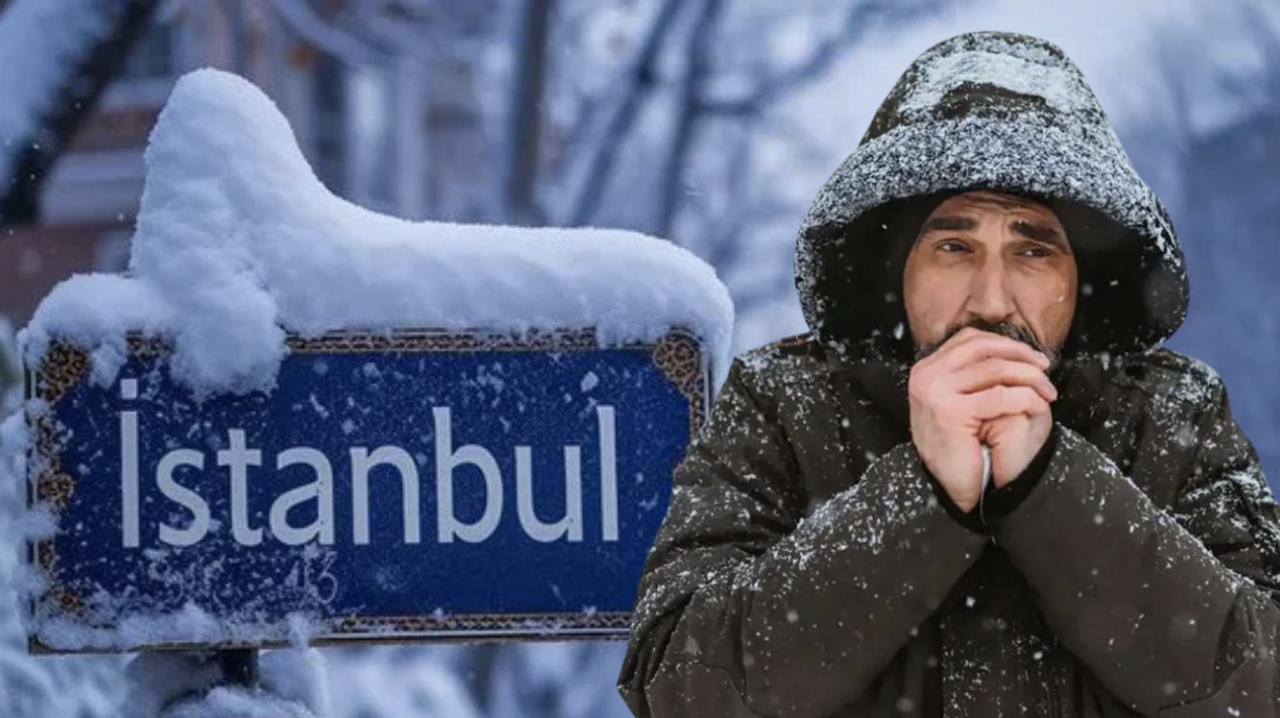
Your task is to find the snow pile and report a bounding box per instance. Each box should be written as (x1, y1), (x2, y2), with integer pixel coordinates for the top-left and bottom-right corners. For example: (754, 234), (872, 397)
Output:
(159, 689), (312, 718)
(33, 603), (322, 654)
(21, 68), (734, 396)
(122, 648), (328, 718)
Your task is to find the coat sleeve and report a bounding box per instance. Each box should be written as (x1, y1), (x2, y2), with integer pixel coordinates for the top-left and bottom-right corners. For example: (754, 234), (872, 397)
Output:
(615, 357), (989, 718)
(989, 375), (1280, 717)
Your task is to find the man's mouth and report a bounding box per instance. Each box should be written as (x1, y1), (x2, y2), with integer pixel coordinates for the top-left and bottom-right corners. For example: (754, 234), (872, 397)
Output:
(914, 317), (1060, 369)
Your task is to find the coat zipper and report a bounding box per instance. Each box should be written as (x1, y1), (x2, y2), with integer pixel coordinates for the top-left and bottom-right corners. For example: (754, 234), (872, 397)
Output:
(1046, 650), (1063, 717)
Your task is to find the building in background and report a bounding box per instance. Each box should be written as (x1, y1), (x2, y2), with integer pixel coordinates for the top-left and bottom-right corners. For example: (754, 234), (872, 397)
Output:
(0, 0), (496, 327)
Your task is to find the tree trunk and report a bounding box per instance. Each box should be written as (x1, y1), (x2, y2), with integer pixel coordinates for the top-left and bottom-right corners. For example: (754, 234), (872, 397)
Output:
(502, 0), (556, 226)
(0, 0), (161, 225)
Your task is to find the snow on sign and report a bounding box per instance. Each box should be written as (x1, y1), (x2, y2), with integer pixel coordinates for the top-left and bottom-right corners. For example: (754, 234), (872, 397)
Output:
(9, 69), (733, 653)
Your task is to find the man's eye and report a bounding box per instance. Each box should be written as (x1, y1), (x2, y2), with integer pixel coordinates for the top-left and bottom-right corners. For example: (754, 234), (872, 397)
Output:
(1019, 246), (1053, 258)
(938, 240), (968, 253)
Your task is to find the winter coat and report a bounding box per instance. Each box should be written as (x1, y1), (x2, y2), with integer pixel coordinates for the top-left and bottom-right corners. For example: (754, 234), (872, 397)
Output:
(616, 31), (1280, 717)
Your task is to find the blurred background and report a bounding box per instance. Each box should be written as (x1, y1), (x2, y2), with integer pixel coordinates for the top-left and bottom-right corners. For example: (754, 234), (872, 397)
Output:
(1, 0), (1278, 716)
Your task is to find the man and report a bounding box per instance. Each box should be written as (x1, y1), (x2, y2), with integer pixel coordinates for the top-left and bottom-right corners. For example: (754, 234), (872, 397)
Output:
(616, 31), (1280, 718)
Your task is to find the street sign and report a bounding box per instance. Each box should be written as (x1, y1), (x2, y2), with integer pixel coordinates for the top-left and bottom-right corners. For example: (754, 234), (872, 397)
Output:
(25, 327), (711, 653)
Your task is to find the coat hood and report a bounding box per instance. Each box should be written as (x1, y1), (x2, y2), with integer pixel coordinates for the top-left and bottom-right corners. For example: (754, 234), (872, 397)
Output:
(794, 31), (1189, 363)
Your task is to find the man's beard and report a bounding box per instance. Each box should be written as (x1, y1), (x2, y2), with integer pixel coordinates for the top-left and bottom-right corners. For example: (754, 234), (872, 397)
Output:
(913, 317), (1061, 370)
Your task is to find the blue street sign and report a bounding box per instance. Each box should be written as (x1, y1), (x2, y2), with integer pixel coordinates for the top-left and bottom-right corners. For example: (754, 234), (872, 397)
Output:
(24, 327), (711, 653)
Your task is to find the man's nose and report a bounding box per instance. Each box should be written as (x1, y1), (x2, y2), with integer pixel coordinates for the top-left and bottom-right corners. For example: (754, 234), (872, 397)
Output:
(966, 257), (1016, 323)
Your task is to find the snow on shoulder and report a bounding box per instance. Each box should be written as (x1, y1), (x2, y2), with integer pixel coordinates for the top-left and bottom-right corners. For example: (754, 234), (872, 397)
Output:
(21, 68), (734, 396)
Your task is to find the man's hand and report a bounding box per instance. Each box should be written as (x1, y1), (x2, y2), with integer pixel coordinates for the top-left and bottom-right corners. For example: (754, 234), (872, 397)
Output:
(979, 396), (1053, 488)
(908, 327), (1056, 512)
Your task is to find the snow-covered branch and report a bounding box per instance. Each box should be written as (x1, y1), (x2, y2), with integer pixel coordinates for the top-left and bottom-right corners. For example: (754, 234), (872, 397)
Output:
(0, 0), (160, 224)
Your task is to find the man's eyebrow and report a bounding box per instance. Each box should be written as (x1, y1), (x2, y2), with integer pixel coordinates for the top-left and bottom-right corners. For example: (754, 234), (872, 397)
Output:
(1011, 220), (1069, 250)
(918, 215), (977, 234)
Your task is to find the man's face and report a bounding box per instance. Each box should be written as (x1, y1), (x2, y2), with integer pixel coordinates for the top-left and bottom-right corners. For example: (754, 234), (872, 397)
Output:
(903, 190), (1078, 365)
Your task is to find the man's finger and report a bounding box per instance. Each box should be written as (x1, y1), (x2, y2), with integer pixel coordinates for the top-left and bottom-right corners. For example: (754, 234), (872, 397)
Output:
(966, 385), (1050, 421)
(938, 333), (1050, 373)
(951, 359), (1057, 403)
(916, 326), (985, 369)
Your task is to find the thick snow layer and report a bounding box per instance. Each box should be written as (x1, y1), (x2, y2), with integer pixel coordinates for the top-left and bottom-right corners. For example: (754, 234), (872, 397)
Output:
(33, 604), (320, 654)
(20, 68), (734, 396)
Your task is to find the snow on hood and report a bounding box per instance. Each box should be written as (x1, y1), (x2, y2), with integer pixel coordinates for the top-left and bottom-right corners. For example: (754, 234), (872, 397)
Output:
(20, 68), (734, 395)
(793, 31), (1189, 362)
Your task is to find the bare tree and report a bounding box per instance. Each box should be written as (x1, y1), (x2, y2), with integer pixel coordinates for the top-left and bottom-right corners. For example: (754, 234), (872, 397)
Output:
(0, 0), (161, 225)
(551, 0), (965, 235)
(502, 0), (557, 225)
(559, 0), (687, 227)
